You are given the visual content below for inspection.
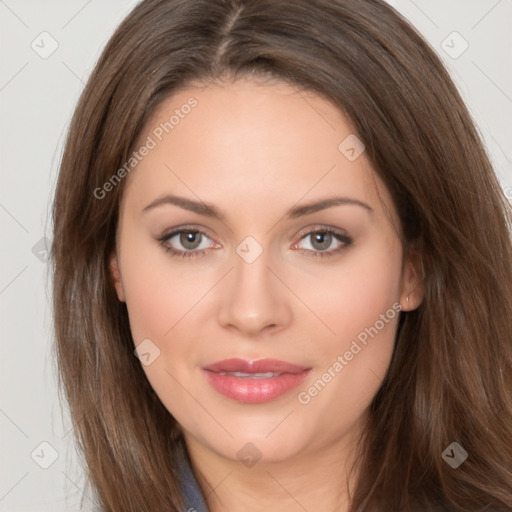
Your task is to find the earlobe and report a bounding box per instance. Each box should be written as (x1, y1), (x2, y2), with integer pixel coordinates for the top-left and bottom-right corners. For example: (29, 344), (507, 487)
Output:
(109, 252), (126, 302)
(400, 253), (424, 311)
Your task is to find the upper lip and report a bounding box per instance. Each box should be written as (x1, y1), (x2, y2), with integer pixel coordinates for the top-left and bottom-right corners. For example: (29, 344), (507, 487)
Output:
(203, 358), (310, 374)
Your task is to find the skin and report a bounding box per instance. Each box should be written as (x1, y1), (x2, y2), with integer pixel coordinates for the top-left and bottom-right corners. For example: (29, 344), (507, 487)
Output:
(110, 78), (422, 512)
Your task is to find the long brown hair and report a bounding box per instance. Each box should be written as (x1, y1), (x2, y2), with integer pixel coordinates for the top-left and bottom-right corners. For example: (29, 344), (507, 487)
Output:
(51, 0), (512, 510)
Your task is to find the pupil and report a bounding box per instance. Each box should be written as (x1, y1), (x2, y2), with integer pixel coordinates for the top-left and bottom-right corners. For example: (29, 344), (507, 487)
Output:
(312, 232), (331, 251)
(181, 231), (201, 250)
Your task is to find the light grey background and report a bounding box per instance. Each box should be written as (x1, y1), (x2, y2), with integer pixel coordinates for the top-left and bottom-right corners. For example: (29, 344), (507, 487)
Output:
(1, 1), (511, 511)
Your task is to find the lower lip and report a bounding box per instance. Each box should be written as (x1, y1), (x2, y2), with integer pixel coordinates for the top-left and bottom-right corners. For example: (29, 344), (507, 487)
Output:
(203, 370), (310, 404)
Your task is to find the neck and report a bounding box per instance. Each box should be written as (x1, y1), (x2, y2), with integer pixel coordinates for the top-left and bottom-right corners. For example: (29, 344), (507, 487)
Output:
(183, 431), (362, 512)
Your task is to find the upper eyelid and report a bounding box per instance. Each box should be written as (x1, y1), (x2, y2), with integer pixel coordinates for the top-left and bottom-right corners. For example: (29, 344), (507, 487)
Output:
(297, 224), (349, 237)
(159, 225), (214, 240)
(158, 224), (348, 237)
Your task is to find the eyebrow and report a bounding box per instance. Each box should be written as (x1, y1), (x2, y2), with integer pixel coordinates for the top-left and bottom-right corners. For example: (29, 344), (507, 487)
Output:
(142, 194), (373, 219)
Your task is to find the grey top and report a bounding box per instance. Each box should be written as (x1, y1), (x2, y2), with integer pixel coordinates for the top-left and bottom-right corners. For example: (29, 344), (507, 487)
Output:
(90, 444), (209, 512)
(177, 445), (210, 512)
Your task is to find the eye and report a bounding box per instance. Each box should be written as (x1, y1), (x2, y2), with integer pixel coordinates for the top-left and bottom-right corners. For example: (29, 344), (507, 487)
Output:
(156, 228), (218, 259)
(156, 225), (352, 260)
(293, 227), (352, 259)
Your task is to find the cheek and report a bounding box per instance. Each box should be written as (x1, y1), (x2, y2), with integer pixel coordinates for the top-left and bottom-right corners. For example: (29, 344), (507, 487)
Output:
(298, 237), (403, 345)
(119, 233), (211, 344)
(293, 239), (402, 429)
(118, 237), (205, 423)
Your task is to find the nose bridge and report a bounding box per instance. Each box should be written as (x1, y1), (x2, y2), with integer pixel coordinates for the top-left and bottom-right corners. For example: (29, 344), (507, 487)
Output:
(217, 242), (292, 335)
(233, 249), (273, 297)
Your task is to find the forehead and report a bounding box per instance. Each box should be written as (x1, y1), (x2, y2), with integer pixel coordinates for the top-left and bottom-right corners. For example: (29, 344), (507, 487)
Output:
(122, 79), (396, 225)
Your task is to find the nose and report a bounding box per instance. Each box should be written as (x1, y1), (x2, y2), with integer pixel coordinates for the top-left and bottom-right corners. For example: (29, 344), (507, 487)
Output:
(217, 248), (293, 337)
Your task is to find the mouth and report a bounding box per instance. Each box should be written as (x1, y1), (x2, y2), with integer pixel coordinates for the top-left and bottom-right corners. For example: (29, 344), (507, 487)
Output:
(202, 358), (311, 404)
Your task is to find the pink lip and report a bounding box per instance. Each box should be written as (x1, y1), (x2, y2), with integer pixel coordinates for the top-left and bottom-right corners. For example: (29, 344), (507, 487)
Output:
(202, 358), (311, 404)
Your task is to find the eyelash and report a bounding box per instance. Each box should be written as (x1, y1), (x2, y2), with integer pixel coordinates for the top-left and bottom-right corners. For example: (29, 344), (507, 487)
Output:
(156, 225), (352, 260)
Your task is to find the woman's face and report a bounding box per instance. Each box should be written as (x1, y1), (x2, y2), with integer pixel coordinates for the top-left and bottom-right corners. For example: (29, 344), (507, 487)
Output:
(111, 78), (420, 464)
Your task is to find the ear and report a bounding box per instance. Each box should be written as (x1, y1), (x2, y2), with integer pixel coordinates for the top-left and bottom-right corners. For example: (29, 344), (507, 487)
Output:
(109, 251), (126, 302)
(399, 251), (424, 311)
